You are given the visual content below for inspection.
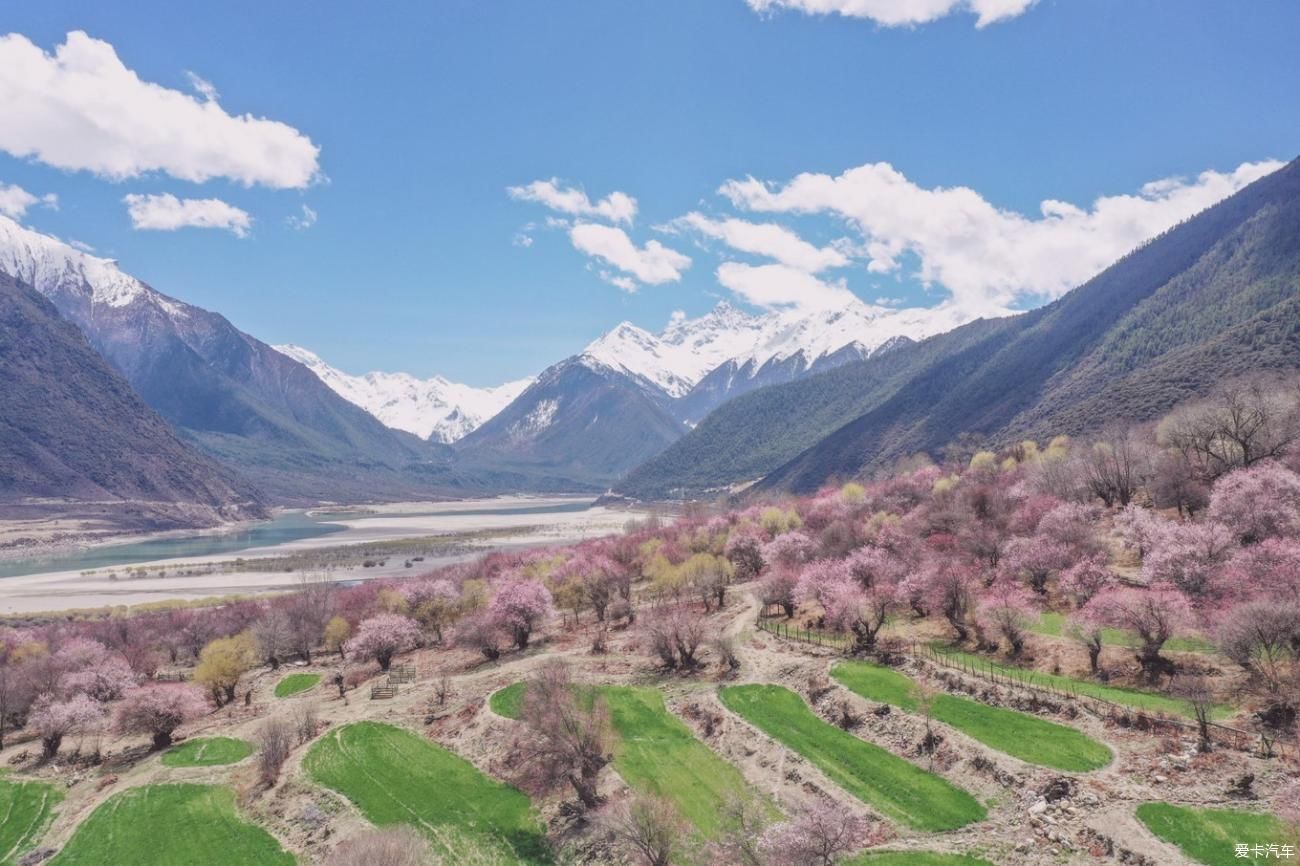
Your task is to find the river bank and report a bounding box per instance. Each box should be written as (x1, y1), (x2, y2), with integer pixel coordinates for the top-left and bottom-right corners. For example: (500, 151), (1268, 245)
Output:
(0, 497), (656, 615)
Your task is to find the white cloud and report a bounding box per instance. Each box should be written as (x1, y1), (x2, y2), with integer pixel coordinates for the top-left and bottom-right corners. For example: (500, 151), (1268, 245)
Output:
(745, 0), (1037, 28)
(512, 232), (534, 248)
(508, 179), (637, 225)
(720, 159), (1284, 316)
(569, 222), (691, 287)
(600, 271), (639, 293)
(123, 193), (252, 237)
(185, 70), (219, 102)
(673, 212), (849, 272)
(287, 204), (317, 230)
(0, 31), (320, 188)
(0, 182), (57, 218)
(69, 239), (95, 252)
(716, 261), (857, 310)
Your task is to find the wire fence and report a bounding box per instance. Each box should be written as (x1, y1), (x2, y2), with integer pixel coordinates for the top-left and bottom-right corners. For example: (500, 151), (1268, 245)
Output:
(755, 610), (851, 651)
(754, 607), (1296, 761)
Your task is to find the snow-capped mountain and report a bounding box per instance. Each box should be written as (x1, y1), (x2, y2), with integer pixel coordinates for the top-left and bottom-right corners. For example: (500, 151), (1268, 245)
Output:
(0, 214), (449, 503)
(275, 344), (532, 443)
(459, 297), (945, 485)
(577, 298), (945, 402)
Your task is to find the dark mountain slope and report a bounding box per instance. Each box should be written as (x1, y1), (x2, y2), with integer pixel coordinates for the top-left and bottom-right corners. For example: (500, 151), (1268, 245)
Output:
(0, 214), (465, 504)
(613, 317), (1011, 499)
(759, 157), (1300, 494)
(0, 272), (264, 526)
(457, 357), (686, 489)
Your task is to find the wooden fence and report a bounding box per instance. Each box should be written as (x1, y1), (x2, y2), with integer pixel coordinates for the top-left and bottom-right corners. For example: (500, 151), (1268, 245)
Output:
(388, 663), (416, 685)
(755, 613), (850, 651)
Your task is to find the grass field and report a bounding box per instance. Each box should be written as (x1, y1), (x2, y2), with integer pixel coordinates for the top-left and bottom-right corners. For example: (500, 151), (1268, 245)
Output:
(846, 852), (999, 866)
(0, 776), (62, 866)
(161, 736), (253, 767)
(929, 647), (1233, 720)
(1033, 612), (1216, 654)
(718, 684), (985, 831)
(832, 661), (1111, 772)
(490, 681), (526, 719)
(273, 673), (321, 698)
(48, 784), (293, 866)
(1136, 803), (1290, 866)
(490, 683), (763, 837)
(305, 722), (549, 863)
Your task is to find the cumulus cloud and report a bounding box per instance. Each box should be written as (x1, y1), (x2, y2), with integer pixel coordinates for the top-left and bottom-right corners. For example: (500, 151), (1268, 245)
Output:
(716, 261), (857, 310)
(508, 179), (637, 224)
(672, 212), (849, 272)
(569, 222), (691, 287)
(0, 31), (320, 188)
(123, 193), (252, 237)
(720, 159), (1284, 315)
(0, 182), (57, 218)
(745, 0), (1037, 28)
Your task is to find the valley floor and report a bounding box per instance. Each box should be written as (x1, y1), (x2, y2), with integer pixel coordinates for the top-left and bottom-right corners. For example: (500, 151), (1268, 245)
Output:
(0, 497), (651, 615)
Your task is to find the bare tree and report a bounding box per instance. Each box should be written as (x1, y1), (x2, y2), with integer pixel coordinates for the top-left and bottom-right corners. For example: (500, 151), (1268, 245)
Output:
(601, 794), (688, 866)
(256, 717), (295, 786)
(510, 660), (612, 811)
(253, 608), (293, 671)
(1082, 426), (1150, 507)
(1159, 373), (1300, 481)
(643, 606), (709, 671)
(293, 702), (319, 744)
(284, 575), (334, 663)
(1173, 675), (1217, 753)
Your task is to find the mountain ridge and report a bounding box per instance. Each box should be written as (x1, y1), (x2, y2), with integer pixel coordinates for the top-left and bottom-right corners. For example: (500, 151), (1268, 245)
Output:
(0, 270), (266, 528)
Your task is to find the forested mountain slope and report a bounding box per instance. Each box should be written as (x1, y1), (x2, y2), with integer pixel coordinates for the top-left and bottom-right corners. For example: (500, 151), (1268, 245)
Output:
(616, 156), (1300, 499)
(758, 156), (1300, 493)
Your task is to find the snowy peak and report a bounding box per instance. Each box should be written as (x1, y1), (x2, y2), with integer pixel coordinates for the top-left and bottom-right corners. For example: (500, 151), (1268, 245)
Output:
(579, 297), (936, 398)
(275, 344), (531, 443)
(0, 213), (151, 309)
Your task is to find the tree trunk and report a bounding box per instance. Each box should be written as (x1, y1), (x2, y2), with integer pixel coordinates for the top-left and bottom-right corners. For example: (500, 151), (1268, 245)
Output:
(153, 730), (173, 750)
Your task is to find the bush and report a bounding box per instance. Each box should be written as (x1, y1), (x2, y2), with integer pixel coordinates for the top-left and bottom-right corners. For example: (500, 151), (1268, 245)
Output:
(256, 718), (295, 787)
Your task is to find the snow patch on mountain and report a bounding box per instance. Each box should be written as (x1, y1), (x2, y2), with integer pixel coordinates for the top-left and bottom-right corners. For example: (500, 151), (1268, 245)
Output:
(579, 297), (952, 396)
(0, 214), (151, 308)
(508, 398), (560, 442)
(275, 344), (532, 443)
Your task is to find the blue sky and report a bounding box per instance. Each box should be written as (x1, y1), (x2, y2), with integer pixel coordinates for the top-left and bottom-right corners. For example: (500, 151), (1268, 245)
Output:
(2, 0), (1297, 384)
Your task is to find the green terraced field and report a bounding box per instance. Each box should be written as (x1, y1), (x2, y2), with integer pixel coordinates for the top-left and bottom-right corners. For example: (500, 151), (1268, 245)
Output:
(48, 784), (293, 866)
(718, 684), (985, 832)
(0, 776), (62, 866)
(273, 673), (321, 698)
(1136, 803), (1289, 866)
(305, 722), (549, 863)
(1033, 612), (1216, 654)
(491, 683), (764, 836)
(161, 736), (253, 767)
(928, 647), (1233, 720)
(832, 660), (1111, 771)
(846, 853), (999, 866)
